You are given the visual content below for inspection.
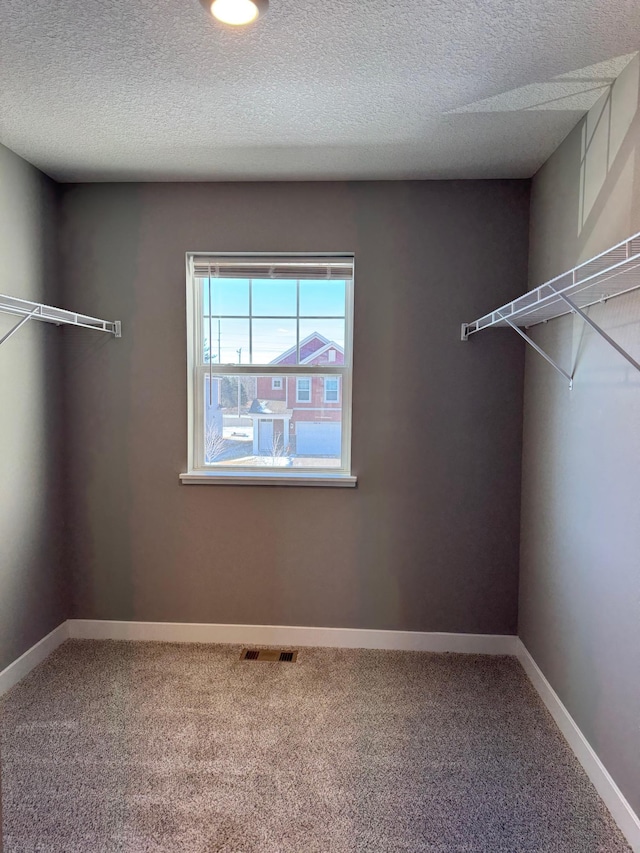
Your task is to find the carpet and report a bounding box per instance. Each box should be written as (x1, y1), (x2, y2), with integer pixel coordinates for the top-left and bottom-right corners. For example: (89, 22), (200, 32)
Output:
(0, 640), (630, 852)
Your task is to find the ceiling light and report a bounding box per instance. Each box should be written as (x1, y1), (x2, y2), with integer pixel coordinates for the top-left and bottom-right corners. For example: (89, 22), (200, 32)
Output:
(201, 0), (269, 25)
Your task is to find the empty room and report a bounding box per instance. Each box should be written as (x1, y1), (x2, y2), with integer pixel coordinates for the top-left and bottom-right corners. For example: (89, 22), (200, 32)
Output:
(1, 0), (639, 850)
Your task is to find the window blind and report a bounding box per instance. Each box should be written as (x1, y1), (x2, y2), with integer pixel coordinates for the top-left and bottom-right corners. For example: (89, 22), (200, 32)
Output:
(192, 255), (353, 281)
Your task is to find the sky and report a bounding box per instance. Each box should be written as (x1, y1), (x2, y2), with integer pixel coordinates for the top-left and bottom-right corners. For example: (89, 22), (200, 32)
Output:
(202, 278), (346, 364)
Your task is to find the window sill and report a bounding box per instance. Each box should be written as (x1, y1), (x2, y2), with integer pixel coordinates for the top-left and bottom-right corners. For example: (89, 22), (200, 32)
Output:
(179, 471), (357, 487)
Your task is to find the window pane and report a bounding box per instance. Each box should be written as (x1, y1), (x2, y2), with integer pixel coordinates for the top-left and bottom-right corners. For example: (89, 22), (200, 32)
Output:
(201, 277), (347, 365)
(203, 319), (250, 364)
(202, 278), (250, 316)
(203, 374), (256, 463)
(202, 374), (343, 470)
(251, 318), (297, 364)
(297, 377), (311, 402)
(300, 280), (345, 317)
(251, 279), (297, 316)
(325, 377), (339, 402)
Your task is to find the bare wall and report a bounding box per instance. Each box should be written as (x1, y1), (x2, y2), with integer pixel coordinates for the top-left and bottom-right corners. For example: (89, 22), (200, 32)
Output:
(59, 180), (529, 634)
(520, 55), (640, 815)
(0, 144), (68, 672)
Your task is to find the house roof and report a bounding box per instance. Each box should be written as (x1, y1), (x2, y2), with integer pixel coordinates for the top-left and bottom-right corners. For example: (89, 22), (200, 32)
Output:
(270, 333), (344, 366)
(301, 341), (344, 365)
(247, 399), (293, 417)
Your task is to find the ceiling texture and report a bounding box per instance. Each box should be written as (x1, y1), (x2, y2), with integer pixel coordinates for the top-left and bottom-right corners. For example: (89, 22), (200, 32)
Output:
(1, 0), (639, 182)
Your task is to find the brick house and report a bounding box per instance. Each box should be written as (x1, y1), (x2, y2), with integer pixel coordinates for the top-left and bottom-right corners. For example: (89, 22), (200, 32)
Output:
(248, 333), (343, 456)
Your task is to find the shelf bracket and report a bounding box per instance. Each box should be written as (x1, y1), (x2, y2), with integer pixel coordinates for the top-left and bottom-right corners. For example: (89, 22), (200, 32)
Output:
(0, 307), (40, 347)
(498, 311), (574, 389)
(549, 287), (640, 376)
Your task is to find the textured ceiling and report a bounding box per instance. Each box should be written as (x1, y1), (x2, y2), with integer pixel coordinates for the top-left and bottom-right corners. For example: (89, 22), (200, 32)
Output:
(1, 0), (639, 181)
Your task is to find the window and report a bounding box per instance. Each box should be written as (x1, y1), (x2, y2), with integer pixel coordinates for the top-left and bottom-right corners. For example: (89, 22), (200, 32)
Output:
(296, 377), (311, 402)
(324, 376), (339, 403)
(183, 254), (355, 485)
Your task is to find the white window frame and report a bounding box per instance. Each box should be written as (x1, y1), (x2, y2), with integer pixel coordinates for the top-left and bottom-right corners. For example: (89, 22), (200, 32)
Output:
(181, 253), (356, 487)
(272, 378), (283, 390)
(296, 377), (311, 403)
(324, 376), (340, 403)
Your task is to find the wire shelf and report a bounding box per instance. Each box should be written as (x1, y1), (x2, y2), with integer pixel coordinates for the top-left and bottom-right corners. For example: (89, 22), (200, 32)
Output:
(0, 293), (121, 342)
(462, 232), (640, 338)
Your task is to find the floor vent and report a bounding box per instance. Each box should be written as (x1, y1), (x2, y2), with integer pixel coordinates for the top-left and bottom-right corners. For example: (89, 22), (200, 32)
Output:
(240, 648), (298, 663)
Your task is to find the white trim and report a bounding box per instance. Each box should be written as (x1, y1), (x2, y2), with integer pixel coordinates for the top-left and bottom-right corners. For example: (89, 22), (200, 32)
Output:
(517, 640), (640, 853)
(271, 377), (283, 390)
(0, 622), (69, 697)
(67, 620), (518, 654)
(187, 257), (354, 478)
(197, 365), (345, 375)
(180, 472), (357, 487)
(185, 254), (197, 470)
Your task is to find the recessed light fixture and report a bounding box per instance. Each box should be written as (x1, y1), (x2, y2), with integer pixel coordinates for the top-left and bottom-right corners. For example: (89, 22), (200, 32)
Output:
(200, 0), (268, 25)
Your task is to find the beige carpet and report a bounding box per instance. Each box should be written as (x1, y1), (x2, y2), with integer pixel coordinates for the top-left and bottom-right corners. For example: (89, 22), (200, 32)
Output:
(0, 640), (630, 852)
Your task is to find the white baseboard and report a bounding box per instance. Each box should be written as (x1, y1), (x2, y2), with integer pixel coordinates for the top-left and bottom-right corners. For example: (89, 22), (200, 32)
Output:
(517, 639), (640, 853)
(67, 619), (518, 655)
(0, 621), (69, 697)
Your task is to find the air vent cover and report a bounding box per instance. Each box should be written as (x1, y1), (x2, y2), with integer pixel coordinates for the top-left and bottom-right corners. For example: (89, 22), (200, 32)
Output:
(240, 648), (298, 662)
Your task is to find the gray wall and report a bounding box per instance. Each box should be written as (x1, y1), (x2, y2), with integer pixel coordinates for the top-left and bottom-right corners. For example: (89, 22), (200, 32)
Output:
(0, 144), (68, 672)
(59, 180), (529, 634)
(520, 55), (640, 815)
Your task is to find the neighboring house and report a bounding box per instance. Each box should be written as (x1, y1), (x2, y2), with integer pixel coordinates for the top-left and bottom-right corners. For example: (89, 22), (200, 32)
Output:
(248, 333), (343, 456)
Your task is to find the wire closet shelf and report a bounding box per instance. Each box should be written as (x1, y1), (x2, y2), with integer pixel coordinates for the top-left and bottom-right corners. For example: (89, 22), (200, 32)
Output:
(0, 293), (121, 347)
(460, 232), (640, 389)
(462, 232), (640, 337)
